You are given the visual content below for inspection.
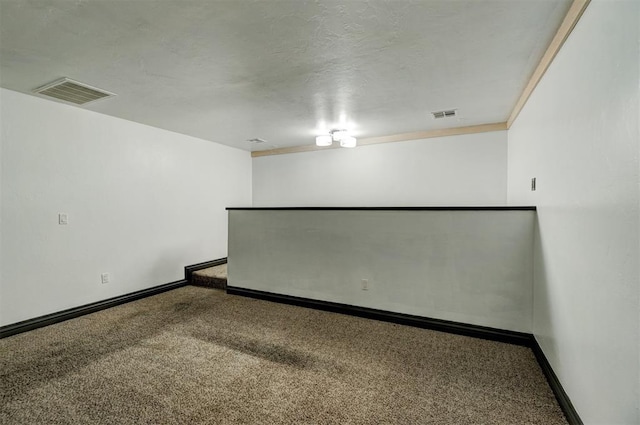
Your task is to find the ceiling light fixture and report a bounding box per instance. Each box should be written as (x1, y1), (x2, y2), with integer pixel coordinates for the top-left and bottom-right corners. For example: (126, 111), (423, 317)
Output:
(339, 135), (357, 148)
(315, 129), (357, 148)
(315, 135), (333, 147)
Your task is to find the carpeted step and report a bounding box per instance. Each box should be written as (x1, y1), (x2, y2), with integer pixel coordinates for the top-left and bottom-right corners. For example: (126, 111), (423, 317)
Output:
(191, 264), (227, 289)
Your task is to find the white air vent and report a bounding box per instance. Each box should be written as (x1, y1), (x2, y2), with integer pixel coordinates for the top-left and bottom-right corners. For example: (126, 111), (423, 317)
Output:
(33, 78), (115, 105)
(247, 138), (267, 144)
(431, 109), (457, 119)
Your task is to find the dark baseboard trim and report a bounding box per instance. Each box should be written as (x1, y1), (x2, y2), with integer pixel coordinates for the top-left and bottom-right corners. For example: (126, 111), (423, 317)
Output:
(226, 286), (532, 346)
(531, 339), (583, 425)
(184, 257), (227, 283)
(226, 206), (536, 211)
(227, 285), (582, 424)
(0, 257), (228, 339)
(0, 279), (187, 339)
(1, 269), (581, 424)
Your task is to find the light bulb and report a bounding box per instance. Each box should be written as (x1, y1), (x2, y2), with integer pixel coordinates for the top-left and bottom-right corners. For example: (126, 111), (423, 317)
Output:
(340, 136), (357, 148)
(315, 135), (332, 147)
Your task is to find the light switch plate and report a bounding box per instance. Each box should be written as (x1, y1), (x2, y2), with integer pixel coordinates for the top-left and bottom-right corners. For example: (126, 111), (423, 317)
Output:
(361, 279), (369, 290)
(58, 213), (68, 225)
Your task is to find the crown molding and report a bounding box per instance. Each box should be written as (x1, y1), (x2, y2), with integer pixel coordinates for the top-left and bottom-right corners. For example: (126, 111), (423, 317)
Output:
(251, 122), (507, 158)
(507, 0), (591, 128)
(252, 0), (590, 158)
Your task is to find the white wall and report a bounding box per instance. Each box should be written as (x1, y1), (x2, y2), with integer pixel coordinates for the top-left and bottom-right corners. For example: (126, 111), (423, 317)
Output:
(0, 88), (252, 326)
(507, 1), (639, 423)
(253, 131), (507, 207)
(229, 209), (534, 333)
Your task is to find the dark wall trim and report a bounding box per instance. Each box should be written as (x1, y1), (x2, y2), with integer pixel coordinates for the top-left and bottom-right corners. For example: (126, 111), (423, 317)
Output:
(184, 257), (227, 283)
(226, 206), (536, 211)
(0, 279), (187, 339)
(226, 285), (582, 424)
(0, 260), (580, 424)
(531, 340), (584, 424)
(226, 286), (531, 346)
(0, 258), (229, 339)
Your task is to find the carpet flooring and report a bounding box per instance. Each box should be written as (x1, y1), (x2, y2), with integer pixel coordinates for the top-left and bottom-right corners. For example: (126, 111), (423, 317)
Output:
(0, 286), (567, 424)
(192, 264), (227, 289)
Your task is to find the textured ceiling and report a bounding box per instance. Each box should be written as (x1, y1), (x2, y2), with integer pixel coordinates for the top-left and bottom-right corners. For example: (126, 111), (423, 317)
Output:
(0, 0), (571, 151)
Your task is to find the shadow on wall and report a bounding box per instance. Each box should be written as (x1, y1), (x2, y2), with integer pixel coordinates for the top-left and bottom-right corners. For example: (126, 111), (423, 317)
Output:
(533, 214), (555, 353)
(146, 250), (189, 285)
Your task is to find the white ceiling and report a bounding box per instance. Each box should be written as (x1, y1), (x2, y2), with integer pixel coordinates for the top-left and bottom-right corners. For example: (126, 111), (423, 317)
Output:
(0, 0), (571, 152)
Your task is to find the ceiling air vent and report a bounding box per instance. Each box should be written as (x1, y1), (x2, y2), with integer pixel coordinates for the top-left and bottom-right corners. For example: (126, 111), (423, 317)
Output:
(431, 109), (457, 119)
(33, 78), (115, 105)
(247, 138), (267, 144)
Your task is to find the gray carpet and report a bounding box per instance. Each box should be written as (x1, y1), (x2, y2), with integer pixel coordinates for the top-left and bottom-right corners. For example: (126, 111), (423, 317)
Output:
(0, 286), (567, 424)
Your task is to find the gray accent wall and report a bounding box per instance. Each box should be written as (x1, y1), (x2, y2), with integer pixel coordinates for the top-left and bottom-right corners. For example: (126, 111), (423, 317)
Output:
(228, 209), (534, 333)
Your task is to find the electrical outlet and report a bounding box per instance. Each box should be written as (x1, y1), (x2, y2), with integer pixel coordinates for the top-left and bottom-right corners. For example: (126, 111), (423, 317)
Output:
(531, 177), (537, 191)
(361, 279), (369, 290)
(58, 213), (68, 225)
(101, 273), (110, 284)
